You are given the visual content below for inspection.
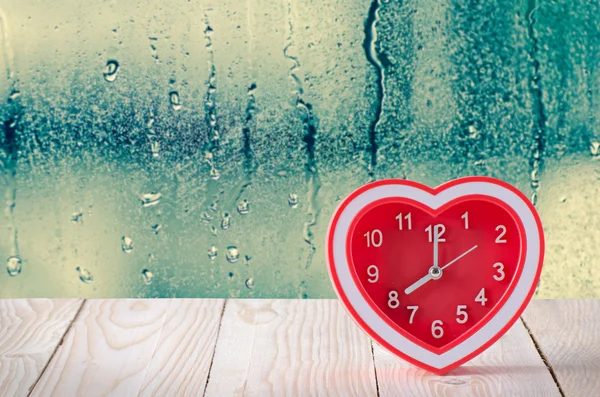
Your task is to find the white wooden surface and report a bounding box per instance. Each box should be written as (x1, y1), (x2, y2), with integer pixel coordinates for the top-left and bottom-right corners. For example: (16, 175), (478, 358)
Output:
(29, 299), (224, 397)
(204, 300), (377, 397)
(522, 300), (600, 397)
(0, 299), (82, 397)
(0, 299), (591, 396)
(372, 319), (560, 397)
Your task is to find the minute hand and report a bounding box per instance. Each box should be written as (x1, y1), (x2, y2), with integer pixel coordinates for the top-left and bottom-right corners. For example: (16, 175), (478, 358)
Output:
(404, 245), (478, 295)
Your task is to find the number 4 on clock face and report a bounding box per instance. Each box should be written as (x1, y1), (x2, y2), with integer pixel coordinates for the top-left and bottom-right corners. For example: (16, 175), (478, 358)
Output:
(351, 197), (521, 349)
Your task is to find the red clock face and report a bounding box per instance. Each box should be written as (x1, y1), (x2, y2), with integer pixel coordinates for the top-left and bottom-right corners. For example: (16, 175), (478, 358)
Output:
(348, 196), (525, 352)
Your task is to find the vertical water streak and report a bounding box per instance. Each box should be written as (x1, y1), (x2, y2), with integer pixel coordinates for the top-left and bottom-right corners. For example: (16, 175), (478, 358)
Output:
(525, 0), (547, 206)
(0, 9), (20, 267)
(363, 0), (385, 178)
(284, 0), (321, 270)
(203, 9), (220, 180)
(232, 0), (258, 207)
(242, 0), (256, 177)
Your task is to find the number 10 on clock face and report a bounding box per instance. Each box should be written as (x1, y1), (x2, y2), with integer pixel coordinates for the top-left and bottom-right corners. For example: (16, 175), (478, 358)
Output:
(349, 198), (524, 350)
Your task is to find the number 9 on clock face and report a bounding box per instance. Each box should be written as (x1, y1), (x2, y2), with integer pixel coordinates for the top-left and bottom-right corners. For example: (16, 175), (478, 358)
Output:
(349, 197), (524, 350)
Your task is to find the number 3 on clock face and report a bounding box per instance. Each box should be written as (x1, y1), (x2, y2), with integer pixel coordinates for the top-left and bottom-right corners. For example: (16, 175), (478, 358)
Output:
(350, 195), (524, 351)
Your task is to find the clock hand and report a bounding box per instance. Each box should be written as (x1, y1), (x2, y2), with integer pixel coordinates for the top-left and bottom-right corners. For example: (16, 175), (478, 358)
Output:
(404, 245), (478, 295)
(403, 273), (432, 295)
(440, 245), (478, 271)
(432, 231), (440, 270)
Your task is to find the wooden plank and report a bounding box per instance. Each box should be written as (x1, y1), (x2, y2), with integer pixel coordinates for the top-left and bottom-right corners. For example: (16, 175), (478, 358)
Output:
(204, 299), (377, 396)
(523, 300), (600, 397)
(30, 299), (225, 397)
(0, 299), (83, 397)
(372, 318), (561, 396)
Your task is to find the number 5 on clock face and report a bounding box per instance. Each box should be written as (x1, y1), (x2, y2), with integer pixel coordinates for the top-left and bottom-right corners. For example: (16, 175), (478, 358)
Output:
(326, 176), (547, 376)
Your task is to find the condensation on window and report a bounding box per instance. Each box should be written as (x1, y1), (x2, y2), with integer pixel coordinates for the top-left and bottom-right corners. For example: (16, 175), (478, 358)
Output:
(0, 0), (598, 298)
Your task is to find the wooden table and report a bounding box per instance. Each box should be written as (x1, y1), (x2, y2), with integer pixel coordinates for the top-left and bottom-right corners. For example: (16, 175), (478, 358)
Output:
(0, 299), (596, 396)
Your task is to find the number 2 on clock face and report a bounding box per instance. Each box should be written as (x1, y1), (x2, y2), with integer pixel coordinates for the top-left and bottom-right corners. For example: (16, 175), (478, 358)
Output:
(350, 197), (523, 349)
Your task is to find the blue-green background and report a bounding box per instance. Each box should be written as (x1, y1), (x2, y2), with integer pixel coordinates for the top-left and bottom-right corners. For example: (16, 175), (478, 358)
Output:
(0, 0), (598, 298)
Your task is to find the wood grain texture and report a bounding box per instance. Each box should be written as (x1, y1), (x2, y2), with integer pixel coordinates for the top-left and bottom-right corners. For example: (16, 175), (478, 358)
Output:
(204, 299), (377, 397)
(0, 299), (83, 397)
(30, 299), (225, 397)
(372, 319), (561, 397)
(523, 300), (600, 397)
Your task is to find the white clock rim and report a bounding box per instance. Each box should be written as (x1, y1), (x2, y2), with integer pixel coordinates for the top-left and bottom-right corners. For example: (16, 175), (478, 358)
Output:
(331, 181), (541, 369)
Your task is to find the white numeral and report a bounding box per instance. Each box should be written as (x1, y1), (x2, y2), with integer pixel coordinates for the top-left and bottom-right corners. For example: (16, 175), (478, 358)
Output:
(495, 225), (507, 243)
(364, 229), (383, 247)
(425, 224), (446, 243)
(396, 212), (412, 230)
(367, 265), (379, 283)
(462, 211), (469, 229)
(493, 262), (505, 281)
(456, 305), (468, 324)
(407, 306), (419, 324)
(431, 320), (444, 339)
(475, 288), (488, 306)
(388, 291), (399, 309)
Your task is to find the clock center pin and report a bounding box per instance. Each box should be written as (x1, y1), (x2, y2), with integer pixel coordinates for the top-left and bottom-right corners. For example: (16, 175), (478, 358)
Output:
(429, 266), (443, 280)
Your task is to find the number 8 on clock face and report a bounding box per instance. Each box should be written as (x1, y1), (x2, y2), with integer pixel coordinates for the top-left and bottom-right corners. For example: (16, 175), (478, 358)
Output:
(327, 177), (544, 374)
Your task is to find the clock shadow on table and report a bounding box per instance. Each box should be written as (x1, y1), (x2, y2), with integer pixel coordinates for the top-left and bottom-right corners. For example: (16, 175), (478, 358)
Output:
(442, 364), (551, 378)
(374, 364), (551, 379)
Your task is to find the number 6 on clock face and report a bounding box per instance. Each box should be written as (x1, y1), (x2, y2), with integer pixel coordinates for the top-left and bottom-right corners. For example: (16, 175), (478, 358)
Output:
(326, 177), (544, 374)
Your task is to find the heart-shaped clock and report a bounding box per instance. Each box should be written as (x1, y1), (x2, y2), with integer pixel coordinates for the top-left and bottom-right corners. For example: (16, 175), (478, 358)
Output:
(326, 177), (544, 374)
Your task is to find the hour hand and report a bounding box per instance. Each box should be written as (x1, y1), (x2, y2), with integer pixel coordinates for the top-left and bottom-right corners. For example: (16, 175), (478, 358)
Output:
(404, 273), (431, 295)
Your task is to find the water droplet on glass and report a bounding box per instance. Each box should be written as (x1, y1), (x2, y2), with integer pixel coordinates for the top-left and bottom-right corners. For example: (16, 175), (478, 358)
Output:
(76, 266), (93, 283)
(151, 142), (160, 158)
(468, 124), (478, 138)
(141, 192), (161, 207)
(201, 212), (213, 222)
(237, 199), (250, 215)
(559, 196), (567, 203)
(221, 212), (231, 230)
(209, 166), (220, 180)
(152, 224), (162, 234)
(71, 210), (83, 223)
(209, 201), (219, 213)
(6, 256), (22, 277)
(147, 113), (155, 128)
(9, 90), (20, 101)
(531, 192), (538, 206)
(226, 246), (240, 263)
(245, 277), (254, 289)
(204, 151), (214, 164)
(288, 193), (299, 208)
(103, 60), (119, 82)
(211, 225), (218, 236)
(530, 169), (540, 189)
(121, 236), (134, 253)
(208, 245), (218, 260)
(141, 269), (154, 285)
(590, 142), (600, 157)
(244, 255), (252, 266)
(169, 91), (182, 110)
